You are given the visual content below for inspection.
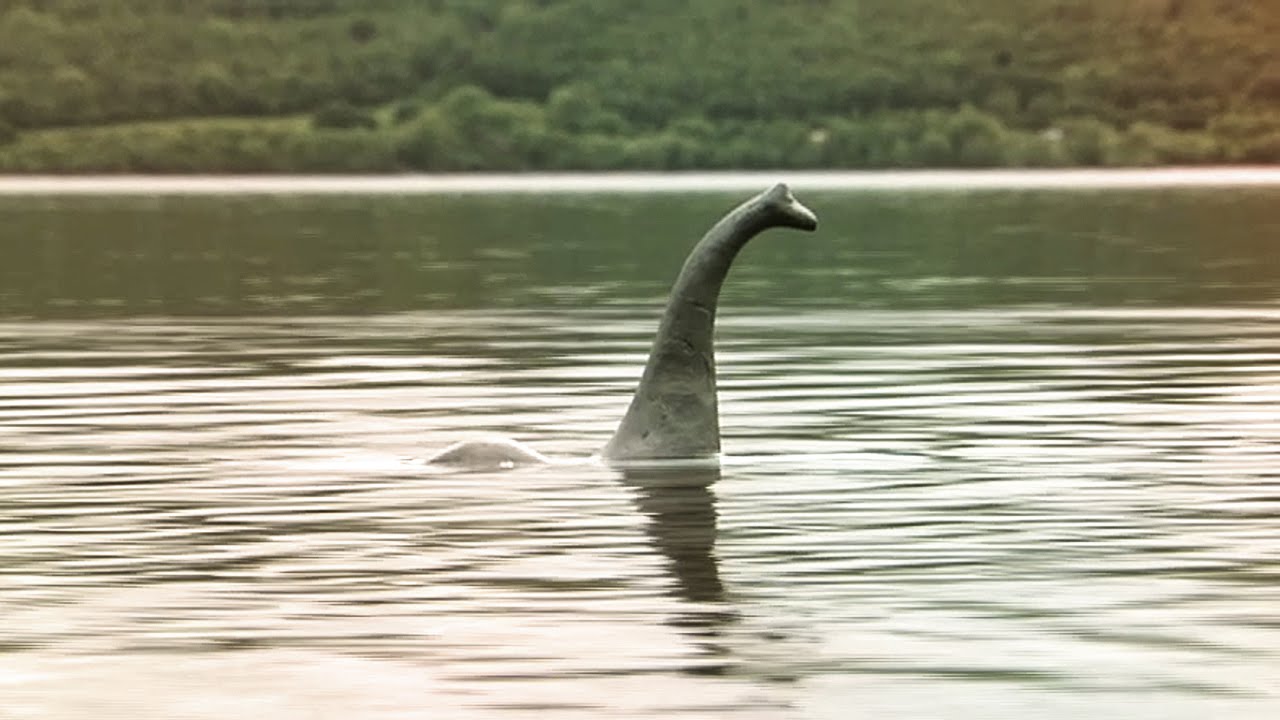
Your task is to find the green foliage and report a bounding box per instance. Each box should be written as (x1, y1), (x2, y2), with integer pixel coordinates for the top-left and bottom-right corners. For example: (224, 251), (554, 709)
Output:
(1208, 111), (1280, 161)
(0, 118), (16, 147)
(1241, 133), (1280, 164)
(1007, 133), (1068, 168)
(1059, 118), (1119, 166)
(391, 100), (423, 125)
(395, 110), (459, 170)
(1114, 122), (1222, 166)
(348, 17), (377, 44)
(946, 106), (1011, 166)
(286, 128), (395, 172)
(193, 62), (239, 114)
(1245, 66), (1280, 105)
(312, 100), (377, 130)
(546, 85), (627, 135)
(397, 85), (551, 170)
(0, 0), (1277, 171)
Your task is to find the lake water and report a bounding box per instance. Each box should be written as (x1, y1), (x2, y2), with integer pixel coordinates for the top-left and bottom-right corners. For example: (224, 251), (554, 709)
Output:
(2, 174), (1279, 719)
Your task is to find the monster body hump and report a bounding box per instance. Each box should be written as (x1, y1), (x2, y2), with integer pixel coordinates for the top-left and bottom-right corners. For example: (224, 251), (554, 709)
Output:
(426, 437), (551, 469)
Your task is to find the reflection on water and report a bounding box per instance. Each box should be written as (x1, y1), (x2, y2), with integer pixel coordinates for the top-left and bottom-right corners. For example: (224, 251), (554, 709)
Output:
(2, 187), (1280, 718)
(3, 186), (1280, 316)
(624, 467), (726, 607)
(622, 465), (740, 683)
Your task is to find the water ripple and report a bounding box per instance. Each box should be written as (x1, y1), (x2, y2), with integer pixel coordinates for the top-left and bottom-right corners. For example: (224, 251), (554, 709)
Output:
(2, 307), (1278, 718)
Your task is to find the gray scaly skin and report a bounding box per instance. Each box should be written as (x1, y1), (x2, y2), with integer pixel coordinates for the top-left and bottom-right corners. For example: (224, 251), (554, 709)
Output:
(602, 183), (818, 463)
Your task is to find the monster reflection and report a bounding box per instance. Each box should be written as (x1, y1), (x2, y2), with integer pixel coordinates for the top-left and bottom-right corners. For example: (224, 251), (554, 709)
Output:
(619, 465), (738, 673)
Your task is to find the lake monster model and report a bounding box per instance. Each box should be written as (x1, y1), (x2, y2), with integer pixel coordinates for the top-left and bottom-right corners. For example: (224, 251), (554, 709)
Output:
(428, 183), (819, 468)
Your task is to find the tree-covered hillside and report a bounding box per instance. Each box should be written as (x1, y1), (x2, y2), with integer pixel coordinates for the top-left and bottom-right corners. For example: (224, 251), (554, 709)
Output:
(0, 0), (1277, 172)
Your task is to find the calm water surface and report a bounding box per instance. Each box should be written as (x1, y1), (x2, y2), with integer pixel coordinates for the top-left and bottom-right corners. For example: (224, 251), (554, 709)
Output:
(2, 178), (1279, 718)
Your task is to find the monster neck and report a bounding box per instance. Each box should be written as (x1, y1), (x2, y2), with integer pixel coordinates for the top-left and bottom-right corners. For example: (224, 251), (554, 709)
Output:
(603, 199), (772, 462)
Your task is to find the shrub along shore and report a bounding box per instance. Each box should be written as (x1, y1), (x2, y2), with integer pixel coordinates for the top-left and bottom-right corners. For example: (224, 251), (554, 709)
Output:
(0, 0), (1277, 172)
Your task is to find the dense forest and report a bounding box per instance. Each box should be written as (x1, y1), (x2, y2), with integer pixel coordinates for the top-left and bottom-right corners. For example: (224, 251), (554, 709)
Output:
(0, 0), (1277, 172)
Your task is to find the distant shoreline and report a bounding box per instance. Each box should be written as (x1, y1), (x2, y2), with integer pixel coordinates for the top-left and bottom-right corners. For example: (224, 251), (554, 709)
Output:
(0, 168), (1278, 195)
